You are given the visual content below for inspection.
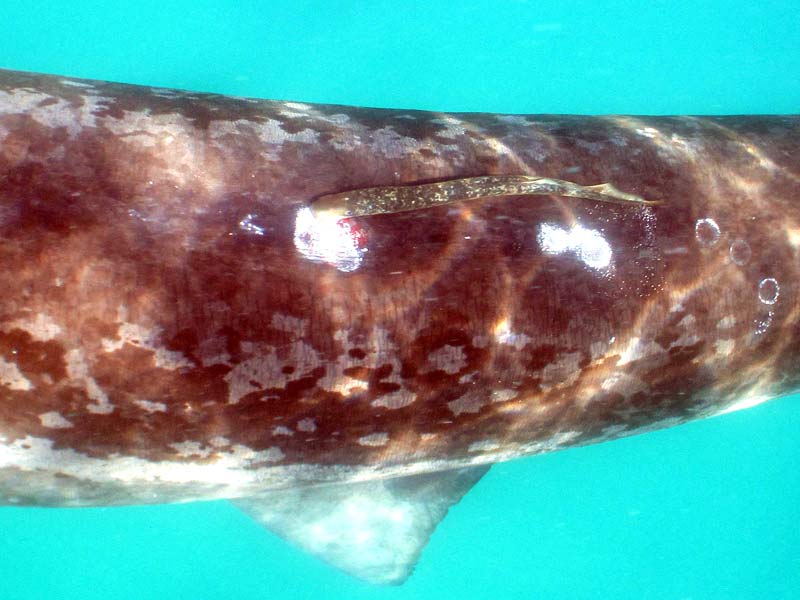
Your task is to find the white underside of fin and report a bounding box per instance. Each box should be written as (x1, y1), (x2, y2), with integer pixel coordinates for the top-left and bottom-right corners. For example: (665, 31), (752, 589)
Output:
(233, 466), (489, 585)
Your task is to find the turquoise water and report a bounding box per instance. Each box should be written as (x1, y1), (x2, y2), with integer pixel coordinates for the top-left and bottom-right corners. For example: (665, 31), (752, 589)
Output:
(1, 2), (799, 598)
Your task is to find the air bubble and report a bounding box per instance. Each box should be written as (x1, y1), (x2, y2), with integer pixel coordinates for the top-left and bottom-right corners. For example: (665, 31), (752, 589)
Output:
(729, 239), (752, 265)
(695, 218), (721, 247)
(758, 278), (779, 305)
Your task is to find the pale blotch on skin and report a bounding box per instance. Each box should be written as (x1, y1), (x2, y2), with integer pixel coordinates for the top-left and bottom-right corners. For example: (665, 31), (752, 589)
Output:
(102, 322), (192, 370)
(491, 389), (518, 403)
(133, 399), (168, 413)
(170, 441), (213, 458)
(208, 118), (319, 163)
(224, 341), (320, 404)
(715, 339), (735, 357)
(425, 344), (467, 375)
(328, 328), (417, 409)
(619, 118), (701, 163)
(717, 315), (736, 329)
(600, 371), (648, 398)
(371, 389), (417, 410)
(1, 312), (62, 341)
(540, 351), (582, 388)
(616, 336), (666, 366)
(447, 390), (487, 416)
(270, 313), (308, 337)
(358, 433), (390, 447)
(0, 88), (105, 138)
(272, 426), (294, 437)
(65, 348), (114, 414)
(39, 411), (73, 429)
(430, 115), (469, 139)
(458, 371), (478, 384)
(0, 357), (33, 391)
(468, 440), (501, 453)
(104, 110), (225, 198)
(297, 418), (317, 433)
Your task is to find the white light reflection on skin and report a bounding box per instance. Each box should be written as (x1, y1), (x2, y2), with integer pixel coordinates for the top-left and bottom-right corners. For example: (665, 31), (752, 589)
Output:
(293, 207), (367, 272)
(537, 222), (613, 270)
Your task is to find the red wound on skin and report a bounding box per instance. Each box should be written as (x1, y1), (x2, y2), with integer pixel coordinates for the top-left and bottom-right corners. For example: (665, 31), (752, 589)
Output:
(337, 218), (368, 252)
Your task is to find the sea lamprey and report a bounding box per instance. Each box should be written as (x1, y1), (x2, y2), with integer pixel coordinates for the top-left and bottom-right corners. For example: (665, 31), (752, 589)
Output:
(311, 174), (659, 221)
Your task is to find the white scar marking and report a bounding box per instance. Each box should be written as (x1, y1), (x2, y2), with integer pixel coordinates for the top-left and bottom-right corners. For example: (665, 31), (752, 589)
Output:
(358, 433), (389, 447)
(272, 426), (294, 436)
(38, 411), (73, 429)
(0, 357), (32, 391)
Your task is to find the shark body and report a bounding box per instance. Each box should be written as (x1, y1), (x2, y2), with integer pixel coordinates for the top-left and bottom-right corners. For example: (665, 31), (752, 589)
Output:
(0, 69), (797, 583)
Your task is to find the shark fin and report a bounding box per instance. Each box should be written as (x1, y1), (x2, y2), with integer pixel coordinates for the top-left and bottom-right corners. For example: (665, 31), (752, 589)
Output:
(233, 466), (489, 585)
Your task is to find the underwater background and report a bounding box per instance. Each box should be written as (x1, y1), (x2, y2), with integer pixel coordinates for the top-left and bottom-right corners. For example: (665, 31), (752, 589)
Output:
(1, 1), (798, 598)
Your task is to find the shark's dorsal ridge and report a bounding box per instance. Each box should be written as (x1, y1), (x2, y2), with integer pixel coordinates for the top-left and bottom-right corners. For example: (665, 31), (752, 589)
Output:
(233, 466), (490, 585)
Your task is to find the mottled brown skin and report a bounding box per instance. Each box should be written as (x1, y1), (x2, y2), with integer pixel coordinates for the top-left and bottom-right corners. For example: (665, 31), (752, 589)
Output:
(0, 69), (798, 500)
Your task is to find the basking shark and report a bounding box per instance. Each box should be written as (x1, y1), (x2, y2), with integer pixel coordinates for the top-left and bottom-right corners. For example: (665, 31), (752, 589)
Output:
(0, 68), (797, 584)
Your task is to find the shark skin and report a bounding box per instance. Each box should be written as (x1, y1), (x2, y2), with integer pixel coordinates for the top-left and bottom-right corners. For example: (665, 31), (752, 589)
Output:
(0, 68), (798, 583)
